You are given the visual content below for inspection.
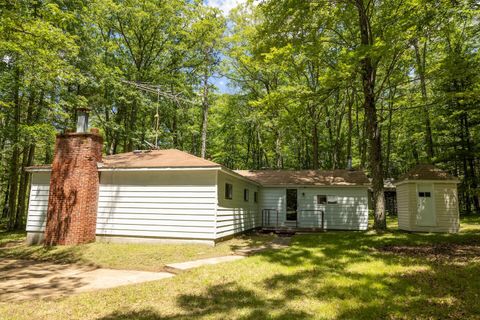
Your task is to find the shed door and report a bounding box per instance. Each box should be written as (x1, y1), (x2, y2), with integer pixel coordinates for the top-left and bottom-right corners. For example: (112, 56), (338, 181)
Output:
(416, 184), (436, 226)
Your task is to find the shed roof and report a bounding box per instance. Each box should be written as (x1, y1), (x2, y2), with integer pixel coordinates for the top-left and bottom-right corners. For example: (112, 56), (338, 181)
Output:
(100, 149), (220, 168)
(398, 164), (458, 182)
(234, 169), (370, 186)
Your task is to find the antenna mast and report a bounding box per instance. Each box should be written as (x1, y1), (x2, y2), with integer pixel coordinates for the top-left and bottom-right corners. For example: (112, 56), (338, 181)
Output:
(121, 80), (196, 149)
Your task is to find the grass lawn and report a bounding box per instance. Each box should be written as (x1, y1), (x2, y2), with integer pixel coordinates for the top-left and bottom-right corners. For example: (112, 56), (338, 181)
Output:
(0, 231), (274, 271)
(1, 216), (480, 319)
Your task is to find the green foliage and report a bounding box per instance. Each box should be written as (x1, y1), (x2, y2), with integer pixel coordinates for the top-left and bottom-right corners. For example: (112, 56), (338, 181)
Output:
(1, 0), (479, 227)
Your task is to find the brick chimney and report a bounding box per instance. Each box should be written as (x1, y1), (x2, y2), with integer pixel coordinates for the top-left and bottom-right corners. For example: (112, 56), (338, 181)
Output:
(44, 110), (103, 246)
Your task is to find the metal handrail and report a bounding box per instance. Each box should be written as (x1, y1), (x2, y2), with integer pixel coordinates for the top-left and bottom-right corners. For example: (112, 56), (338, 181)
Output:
(262, 209), (279, 228)
(299, 210), (325, 230)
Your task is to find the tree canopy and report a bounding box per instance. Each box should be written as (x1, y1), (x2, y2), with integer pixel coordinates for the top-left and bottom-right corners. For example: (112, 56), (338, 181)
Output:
(1, 0), (479, 230)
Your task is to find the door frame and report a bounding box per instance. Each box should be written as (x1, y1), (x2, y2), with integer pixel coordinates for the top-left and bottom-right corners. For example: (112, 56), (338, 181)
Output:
(286, 188), (298, 221)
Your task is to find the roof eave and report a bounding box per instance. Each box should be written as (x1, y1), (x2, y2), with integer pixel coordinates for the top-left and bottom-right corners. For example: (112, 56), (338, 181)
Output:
(259, 183), (371, 188)
(25, 167), (52, 172)
(220, 167), (262, 186)
(395, 179), (460, 186)
(97, 165), (222, 171)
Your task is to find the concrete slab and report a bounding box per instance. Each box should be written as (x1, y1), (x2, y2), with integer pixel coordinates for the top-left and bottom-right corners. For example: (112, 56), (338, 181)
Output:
(75, 268), (173, 292)
(0, 259), (173, 302)
(165, 255), (245, 271)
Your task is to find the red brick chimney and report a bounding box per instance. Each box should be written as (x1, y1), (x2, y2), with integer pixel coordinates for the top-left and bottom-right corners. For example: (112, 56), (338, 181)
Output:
(44, 116), (103, 245)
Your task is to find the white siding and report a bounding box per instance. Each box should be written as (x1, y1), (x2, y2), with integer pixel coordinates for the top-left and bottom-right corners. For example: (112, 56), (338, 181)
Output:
(260, 187), (369, 230)
(259, 188), (286, 226)
(26, 172), (50, 232)
(398, 181), (459, 233)
(97, 170), (217, 240)
(216, 171), (260, 238)
(397, 183), (412, 230)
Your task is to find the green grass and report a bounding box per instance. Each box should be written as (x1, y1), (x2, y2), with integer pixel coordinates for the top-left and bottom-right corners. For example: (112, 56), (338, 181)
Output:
(0, 232), (274, 271)
(1, 216), (480, 319)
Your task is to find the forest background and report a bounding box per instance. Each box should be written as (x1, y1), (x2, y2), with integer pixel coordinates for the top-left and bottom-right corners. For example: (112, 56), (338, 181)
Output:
(1, 0), (479, 230)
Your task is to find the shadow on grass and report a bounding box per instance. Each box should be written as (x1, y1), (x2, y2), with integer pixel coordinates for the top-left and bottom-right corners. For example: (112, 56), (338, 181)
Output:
(0, 222), (88, 264)
(226, 231), (276, 252)
(0, 259), (94, 302)
(0, 243), (86, 264)
(101, 226), (480, 319)
(99, 282), (310, 320)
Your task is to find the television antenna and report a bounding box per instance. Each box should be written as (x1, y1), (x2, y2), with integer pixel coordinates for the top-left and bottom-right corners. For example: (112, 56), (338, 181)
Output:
(121, 80), (197, 148)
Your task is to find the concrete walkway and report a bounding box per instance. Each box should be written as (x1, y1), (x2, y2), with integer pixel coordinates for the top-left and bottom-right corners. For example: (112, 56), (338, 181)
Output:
(1, 235), (291, 301)
(165, 236), (292, 272)
(165, 255), (245, 272)
(0, 259), (173, 302)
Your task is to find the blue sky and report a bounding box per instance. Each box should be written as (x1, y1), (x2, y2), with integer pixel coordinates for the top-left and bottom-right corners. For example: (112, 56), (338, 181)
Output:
(205, 0), (246, 15)
(205, 0), (246, 94)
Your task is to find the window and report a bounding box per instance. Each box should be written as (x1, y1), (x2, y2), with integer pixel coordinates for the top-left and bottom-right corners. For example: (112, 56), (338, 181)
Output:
(244, 188), (249, 202)
(254, 192), (258, 203)
(317, 195), (327, 205)
(419, 192), (431, 198)
(327, 195), (338, 204)
(225, 183), (233, 199)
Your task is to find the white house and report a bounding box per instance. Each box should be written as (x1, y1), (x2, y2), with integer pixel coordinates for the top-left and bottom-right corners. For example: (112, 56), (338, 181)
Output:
(26, 149), (370, 246)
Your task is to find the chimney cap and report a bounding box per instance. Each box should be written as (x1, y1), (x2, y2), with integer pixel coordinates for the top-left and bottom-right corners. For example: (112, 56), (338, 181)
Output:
(76, 106), (91, 112)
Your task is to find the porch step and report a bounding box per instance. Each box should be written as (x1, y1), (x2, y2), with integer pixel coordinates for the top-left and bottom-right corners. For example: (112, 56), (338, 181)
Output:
(260, 226), (297, 236)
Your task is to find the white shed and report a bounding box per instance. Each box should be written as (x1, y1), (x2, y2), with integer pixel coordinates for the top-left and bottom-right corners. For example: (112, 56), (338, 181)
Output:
(396, 164), (460, 233)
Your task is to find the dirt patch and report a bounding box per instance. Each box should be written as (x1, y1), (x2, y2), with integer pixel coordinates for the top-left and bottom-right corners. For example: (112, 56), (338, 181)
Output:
(376, 240), (480, 263)
(0, 259), (173, 301)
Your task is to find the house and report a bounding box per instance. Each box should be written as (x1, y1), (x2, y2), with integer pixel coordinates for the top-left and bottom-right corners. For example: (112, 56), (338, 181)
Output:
(396, 164), (460, 233)
(235, 170), (370, 230)
(26, 128), (370, 246)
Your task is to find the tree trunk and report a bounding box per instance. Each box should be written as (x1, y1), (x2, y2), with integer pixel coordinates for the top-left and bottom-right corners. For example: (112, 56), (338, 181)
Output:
(201, 70), (209, 159)
(413, 38), (434, 161)
(355, 0), (385, 230)
(312, 122), (319, 169)
(15, 144), (35, 229)
(385, 101), (393, 177)
(347, 87), (354, 168)
(464, 112), (478, 214)
(8, 67), (21, 230)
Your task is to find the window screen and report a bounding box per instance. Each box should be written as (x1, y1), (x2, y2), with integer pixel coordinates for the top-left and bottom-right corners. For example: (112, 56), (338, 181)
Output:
(244, 188), (249, 201)
(225, 183), (233, 199)
(254, 192), (258, 203)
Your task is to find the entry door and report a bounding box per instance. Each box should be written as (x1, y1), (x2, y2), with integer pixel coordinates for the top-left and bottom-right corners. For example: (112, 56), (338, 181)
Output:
(286, 189), (298, 221)
(416, 184), (436, 226)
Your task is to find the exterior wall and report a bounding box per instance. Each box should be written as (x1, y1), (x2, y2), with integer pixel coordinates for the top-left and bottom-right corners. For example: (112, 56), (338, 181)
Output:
(97, 170), (217, 242)
(432, 183), (460, 232)
(45, 132), (103, 245)
(260, 186), (369, 230)
(397, 181), (459, 233)
(397, 183), (414, 230)
(26, 172), (50, 244)
(216, 171), (260, 239)
(259, 187), (286, 226)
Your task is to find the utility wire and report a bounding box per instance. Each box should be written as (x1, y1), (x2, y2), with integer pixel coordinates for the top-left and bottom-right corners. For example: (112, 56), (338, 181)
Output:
(121, 80), (197, 148)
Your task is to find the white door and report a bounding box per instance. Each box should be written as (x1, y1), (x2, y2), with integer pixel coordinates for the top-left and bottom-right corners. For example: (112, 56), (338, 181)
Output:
(416, 184), (436, 226)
